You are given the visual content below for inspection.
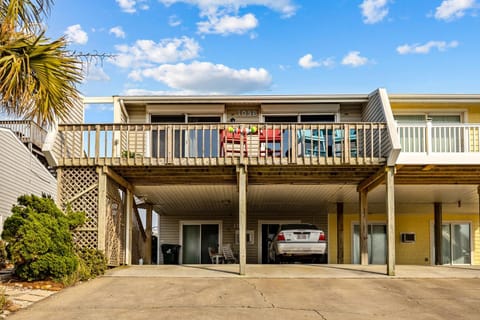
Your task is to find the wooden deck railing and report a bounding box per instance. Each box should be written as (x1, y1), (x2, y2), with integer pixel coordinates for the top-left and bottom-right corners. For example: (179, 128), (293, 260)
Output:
(397, 123), (480, 153)
(0, 120), (47, 148)
(53, 122), (389, 166)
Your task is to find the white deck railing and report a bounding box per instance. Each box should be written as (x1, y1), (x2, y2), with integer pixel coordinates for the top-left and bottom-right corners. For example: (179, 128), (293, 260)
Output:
(397, 123), (480, 153)
(0, 120), (47, 148)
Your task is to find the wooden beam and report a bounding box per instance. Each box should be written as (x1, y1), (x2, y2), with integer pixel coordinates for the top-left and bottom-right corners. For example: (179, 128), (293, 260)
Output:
(359, 190), (368, 265)
(96, 167), (107, 252)
(145, 204), (153, 264)
(434, 202), (442, 265)
(237, 165), (247, 275)
(104, 166), (133, 191)
(357, 167), (386, 192)
(125, 189), (133, 265)
(421, 165), (436, 171)
(386, 166), (395, 276)
(336, 202), (344, 264)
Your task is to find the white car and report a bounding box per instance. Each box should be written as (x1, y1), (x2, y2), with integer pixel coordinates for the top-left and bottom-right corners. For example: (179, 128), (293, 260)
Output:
(268, 223), (327, 263)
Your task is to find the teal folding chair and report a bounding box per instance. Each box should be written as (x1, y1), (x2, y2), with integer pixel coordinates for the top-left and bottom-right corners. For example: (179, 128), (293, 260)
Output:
(298, 129), (327, 156)
(334, 128), (357, 157)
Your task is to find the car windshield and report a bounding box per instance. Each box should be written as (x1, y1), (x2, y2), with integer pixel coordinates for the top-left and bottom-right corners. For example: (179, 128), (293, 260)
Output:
(279, 224), (318, 231)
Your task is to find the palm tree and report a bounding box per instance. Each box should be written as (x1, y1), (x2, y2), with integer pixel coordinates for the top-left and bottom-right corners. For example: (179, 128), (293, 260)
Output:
(0, 0), (82, 126)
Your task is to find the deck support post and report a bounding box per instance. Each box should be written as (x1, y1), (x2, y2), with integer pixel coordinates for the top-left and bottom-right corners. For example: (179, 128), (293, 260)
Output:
(145, 204), (153, 264)
(386, 166), (396, 276)
(434, 202), (443, 265)
(237, 165), (247, 275)
(359, 189), (369, 265)
(125, 189), (134, 265)
(336, 202), (344, 264)
(97, 167), (107, 252)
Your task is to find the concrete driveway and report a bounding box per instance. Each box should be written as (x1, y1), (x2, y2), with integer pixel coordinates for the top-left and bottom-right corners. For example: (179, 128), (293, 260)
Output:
(8, 265), (480, 320)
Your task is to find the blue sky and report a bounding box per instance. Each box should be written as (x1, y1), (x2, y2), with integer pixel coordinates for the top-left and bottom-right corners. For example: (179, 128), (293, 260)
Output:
(44, 0), (480, 122)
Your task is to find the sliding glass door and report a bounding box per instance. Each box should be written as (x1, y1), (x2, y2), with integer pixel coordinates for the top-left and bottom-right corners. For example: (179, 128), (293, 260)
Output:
(182, 223), (220, 264)
(353, 224), (387, 264)
(442, 223), (471, 265)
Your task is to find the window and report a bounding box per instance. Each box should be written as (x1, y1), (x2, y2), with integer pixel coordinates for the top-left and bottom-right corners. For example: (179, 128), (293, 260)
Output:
(394, 114), (461, 124)
(300, 114), (335, 122)
(395, 114), (463, 152)
(264, 115), (298, 123)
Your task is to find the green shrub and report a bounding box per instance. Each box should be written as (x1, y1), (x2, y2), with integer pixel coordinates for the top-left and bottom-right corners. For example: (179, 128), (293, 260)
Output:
(0, 240), (8, 269)
(76, 247), (107, 281)
(1, 195), (85, 281)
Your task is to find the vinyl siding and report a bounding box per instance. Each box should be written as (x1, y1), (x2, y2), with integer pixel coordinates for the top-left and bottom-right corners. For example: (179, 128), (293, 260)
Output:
(0, 129), (57, 232)
(339, 104), (363, 122)
(60, 100), (84, 124)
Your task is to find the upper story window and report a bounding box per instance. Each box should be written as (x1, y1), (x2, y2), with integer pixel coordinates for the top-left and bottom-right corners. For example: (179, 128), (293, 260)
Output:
(263, 114), (336, 123)
(394, 114), (462, 124)
(300, 114), (335, 122)
(151, 115), (185, 123)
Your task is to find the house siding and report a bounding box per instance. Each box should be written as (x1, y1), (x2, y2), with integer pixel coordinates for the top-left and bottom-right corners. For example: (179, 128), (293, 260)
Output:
(329, 212), (479, 265)
(0, 129), (57, 232)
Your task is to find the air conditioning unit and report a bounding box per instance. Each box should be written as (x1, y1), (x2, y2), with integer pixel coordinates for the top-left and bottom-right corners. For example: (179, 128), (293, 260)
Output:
(401, 233), (416, 243)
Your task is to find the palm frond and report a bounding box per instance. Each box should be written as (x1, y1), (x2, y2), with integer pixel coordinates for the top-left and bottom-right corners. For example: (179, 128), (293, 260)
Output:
(0, 31), (83, 125)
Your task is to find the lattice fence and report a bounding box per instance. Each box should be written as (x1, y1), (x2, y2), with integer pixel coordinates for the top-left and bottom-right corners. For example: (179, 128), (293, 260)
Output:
(58, 167), (99, 249)
(105, 178), (126, 266)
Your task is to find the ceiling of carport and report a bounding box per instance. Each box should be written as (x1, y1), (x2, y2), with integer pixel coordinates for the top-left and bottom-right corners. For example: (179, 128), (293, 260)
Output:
(134, 184), (479, 216)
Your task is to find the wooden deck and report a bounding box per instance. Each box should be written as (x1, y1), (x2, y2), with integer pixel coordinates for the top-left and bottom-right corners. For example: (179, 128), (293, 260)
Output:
(51, 122), (390, 168)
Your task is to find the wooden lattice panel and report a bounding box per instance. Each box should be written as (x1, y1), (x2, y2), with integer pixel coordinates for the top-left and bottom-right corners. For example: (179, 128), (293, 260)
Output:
(59, 167), (99, 249)
(72, 230), (98, 249)
(105, 178), (126, 266)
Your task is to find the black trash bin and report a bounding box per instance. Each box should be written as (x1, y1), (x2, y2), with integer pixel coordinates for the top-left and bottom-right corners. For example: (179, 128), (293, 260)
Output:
(161, 244), (181, 264)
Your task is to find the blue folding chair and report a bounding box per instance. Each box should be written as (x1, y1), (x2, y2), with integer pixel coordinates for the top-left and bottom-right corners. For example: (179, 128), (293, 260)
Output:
(298, 129), (327, 156)
(334, 128), (357, 157)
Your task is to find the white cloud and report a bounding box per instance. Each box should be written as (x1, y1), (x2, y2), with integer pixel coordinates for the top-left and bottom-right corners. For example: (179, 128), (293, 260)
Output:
(169, 15), (182, 26)
(160, 0), (296, 34)
(84, 104), (114, 112)
(396, 40), (459, 54)
(130, 61), (272, 94)
(298, 54), (334, 69)
(84, 65), (111, 82)
(197, 13), (258, 35)
(109, 26), (126, 38)
(116, 0), (136, 13)
(109, 37), (201, 68)
(434, 0), (476, 20)
(158, 0), (297, 17)
(360, 0), (389, 24)
(64, 24), (88, 45)
(341, 51), (370, 67)
(116, 0), (149, 13)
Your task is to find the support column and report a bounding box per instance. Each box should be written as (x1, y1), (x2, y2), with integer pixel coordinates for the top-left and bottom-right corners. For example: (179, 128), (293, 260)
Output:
(97, 167), (107, 252)
(125, 189), (134, 265)
(385, 166), (396, 276)
(359, 190), (369, 265)
(238, 165), (247, 275)
(336, 202), (344, 264)
(434, 202), (443, 265)
(145, 204), (153, 264)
